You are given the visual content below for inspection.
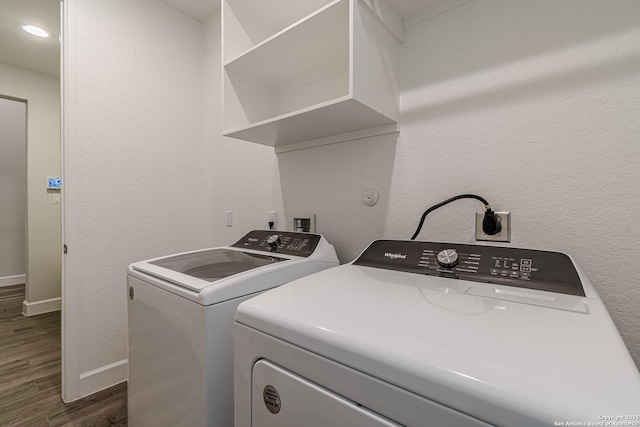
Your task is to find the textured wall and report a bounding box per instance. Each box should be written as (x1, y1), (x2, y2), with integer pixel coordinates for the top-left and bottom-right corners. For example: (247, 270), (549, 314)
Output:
(277, 0), (640, 366)
(0, 63), (61, 303)
(71, 0), (285, 386)
(202, 12), (284, 246)
(67, 0), (640, 396)
(0, 97), (26, 279)
(73, 0), (206, 374)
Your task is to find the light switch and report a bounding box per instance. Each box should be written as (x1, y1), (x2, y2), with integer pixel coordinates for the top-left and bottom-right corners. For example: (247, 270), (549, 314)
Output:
(53, 194), (61, 204)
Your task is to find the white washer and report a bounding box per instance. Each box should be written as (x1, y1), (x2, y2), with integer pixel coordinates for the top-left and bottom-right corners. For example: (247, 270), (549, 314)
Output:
(127, 230), (338, 427)
(235, 240), (640, 427)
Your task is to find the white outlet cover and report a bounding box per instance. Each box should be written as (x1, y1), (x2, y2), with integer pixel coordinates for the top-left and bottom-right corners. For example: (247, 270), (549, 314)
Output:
(475, 212), (511, 242)
(269, 211), (277, 230)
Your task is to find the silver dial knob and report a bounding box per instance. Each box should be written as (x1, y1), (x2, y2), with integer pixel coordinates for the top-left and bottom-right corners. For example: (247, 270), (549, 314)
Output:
(437, 249), (459, 268)
(267, 234), (281, 250)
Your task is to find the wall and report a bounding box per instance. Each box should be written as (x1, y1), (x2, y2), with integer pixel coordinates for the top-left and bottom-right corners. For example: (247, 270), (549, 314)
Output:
(65, 0), (283, 399)
(0, 97), (26, 283)
(67, 0), (205, 395)
(0, 63), (61, 309)
(65, 0), (640, 399)
(277, 0), (640, 366)
(202, 12), (284, 245)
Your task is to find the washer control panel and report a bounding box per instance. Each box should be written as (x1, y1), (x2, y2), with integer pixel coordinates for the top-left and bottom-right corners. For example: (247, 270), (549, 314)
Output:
(353, 240), (585, 296)
(232, 230), (321, 257)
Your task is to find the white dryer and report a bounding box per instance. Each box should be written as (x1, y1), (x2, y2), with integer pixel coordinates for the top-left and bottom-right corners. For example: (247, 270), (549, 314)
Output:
(127, 230), (338, 427)
(235, 240), (640, 426)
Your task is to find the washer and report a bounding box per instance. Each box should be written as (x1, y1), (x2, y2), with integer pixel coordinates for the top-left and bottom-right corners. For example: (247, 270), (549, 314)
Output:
(127, 230), (338, 427)
(235, 240), (640, 426)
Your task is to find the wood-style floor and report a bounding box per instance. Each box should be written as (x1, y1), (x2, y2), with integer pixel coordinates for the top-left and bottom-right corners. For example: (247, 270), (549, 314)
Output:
(0, 284), (128, 426)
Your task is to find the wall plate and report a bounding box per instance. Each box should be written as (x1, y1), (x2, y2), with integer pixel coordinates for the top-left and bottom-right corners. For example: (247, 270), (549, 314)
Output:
(292, 214), (315, 233)
(475, 212), (511, 242)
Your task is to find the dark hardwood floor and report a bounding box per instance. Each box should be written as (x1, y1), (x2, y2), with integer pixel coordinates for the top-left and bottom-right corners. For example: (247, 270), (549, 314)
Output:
(0, 284), (128, 426)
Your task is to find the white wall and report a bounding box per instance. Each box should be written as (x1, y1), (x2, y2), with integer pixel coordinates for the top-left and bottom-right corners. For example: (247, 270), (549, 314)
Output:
(202, 12), (284, 245)
(278, 0), (640, 366)
(0, 97), (26, 282)
(68, 0), (205, 394)
(0, 63), (61, 306)
(66, 0), (640, 399)
(65, 0), (284, 399)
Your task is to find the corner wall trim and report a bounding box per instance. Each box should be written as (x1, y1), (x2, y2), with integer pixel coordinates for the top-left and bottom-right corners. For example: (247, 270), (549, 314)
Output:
(79, 359), (128, 399)
(403, 0), (474, 29)
(0, 274), (26, 287)
(22, 297), (61, 316)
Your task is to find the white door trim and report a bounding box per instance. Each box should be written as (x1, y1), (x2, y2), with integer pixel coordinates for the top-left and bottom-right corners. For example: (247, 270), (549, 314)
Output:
(61, 0), (81, 403)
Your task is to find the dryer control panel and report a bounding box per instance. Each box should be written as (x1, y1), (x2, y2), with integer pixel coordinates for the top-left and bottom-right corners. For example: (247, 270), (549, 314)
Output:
(232, 230), (321, 257)
(353, 240), (585, 296)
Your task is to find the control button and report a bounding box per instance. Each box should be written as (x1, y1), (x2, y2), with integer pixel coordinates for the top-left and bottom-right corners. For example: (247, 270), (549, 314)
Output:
(501, 270), (509, 276)
(520, 266), (531, 272)
(521, 259), (532, 266)
(510, 271), (519, 277)
(437, 249), (459, 268)
(267, 234), (281, 251)
(490, 269), (499, 275)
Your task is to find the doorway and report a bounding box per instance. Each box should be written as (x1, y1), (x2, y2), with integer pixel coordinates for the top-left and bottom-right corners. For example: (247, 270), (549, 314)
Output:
(0, 0), (62, 314)
(0, 96), (27, 288)
(0, 0), (64, 397)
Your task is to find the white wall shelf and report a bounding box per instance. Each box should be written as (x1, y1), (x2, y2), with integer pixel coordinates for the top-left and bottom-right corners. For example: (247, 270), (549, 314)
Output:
(222, 0), (401, 149)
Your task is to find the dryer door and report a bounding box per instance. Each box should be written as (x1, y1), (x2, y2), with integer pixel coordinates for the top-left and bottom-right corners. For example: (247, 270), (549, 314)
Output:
(252, 360), (400, 427)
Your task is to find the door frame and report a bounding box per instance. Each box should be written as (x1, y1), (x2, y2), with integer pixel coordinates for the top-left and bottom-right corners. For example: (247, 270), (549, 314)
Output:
(61, 0), (81, 402)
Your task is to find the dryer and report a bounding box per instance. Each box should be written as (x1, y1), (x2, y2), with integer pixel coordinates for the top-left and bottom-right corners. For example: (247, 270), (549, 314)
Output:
(234, 239), (640, 426)
(127, 230), (338, 427)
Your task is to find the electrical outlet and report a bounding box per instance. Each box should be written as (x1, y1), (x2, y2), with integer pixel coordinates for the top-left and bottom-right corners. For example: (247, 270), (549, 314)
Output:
(268, 211), (277, 230)
(475, 212), (511, 242)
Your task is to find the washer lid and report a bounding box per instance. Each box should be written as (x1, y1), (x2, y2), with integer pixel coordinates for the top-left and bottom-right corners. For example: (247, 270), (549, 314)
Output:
(134, 248), (287, 292)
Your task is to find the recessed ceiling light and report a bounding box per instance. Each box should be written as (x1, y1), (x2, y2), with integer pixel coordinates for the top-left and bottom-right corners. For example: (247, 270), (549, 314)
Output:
(21, 24), (49, 38)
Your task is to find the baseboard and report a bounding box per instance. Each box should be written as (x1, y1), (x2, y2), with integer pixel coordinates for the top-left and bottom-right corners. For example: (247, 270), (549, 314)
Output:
(22, 297), (61, 316)
(79, 359), (128, 399)
(0, 274), (26, 287)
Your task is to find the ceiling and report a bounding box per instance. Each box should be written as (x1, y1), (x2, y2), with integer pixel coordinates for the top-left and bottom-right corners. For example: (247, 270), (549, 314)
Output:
(0, 0), (442, 79)
(157, 0), (221, 23)
(387, 0), (445, 19)
(0, 0), (60, 77)
(156, 0), (442, 23)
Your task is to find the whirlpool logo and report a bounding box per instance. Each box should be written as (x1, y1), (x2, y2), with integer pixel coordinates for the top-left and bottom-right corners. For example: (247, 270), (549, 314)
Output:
(384, 252), (407, 260)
